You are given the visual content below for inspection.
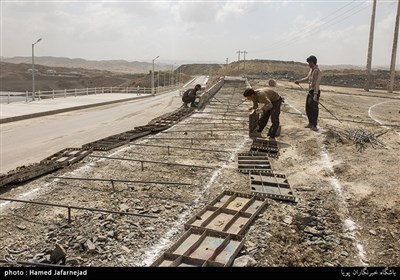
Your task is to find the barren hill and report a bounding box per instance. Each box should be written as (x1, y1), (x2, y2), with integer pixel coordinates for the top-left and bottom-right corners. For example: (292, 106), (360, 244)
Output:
(1, 58), (399, 92)
(2, 56), (172, 74)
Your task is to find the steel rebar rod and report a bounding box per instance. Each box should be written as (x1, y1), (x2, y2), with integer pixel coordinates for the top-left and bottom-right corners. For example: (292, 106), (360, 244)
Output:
(129, 143), (233, 153)
(160, 128), (247, 133)
(174, 122), (246, 126)
(51, 176), (191, 185)
(189, 116), (246, 122)
(207, 102), (247, 108)
(146, 137), (241, 141)
(210, 96), (227, 104)
(89, 155), (215, 169)
(0, 197), (158, 219)
(194, 112), (248, 117)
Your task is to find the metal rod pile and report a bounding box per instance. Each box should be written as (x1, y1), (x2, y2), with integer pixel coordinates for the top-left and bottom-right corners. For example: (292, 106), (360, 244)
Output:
(326, 125), (387, 152)
(348, 128), (387, 152)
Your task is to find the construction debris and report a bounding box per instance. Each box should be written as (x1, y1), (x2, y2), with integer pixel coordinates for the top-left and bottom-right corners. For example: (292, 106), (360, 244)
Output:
(325, 125), (387, 152)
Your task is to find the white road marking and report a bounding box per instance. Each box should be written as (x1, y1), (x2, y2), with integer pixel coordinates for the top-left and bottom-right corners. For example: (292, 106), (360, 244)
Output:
(368, 100), (400, 136)
(285, 98), (368, 265)
(138, 137), (249, 266)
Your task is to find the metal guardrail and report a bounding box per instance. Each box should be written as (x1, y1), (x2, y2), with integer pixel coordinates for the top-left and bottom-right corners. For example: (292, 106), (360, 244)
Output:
(0, 85), (180, 104)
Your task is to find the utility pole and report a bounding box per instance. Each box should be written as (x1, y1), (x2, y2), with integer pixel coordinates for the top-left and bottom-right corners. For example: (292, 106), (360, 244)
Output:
(151, 55), (159, 95)
(163, 72), (166, 86)
(171, 63), (176, 86)
(226, 57), (228, 66)
(237, 50), (241, 72)
(365, 0), (376, 92)
(243, 50), (248, 71)
(389, 0), (400, 93)
(181, 68), (183, 85)
(157, 70), (160, 92)
(31, 38), (42, 101)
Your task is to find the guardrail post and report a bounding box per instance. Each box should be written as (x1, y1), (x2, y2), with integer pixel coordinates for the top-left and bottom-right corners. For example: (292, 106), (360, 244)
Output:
(7, 92), (10, 104)
(38, 90), (41, 100)
(64, 89), (67, 98)
(86, 88), (89, 95)
(102, 87), (104, 94)
(111, 86), (113, 93)
(144, 87), (146, 94)
(26, 91), (28, 102)
(74, 88), (77, 97)
(52, 89), (55, 99)
(126, 86), (128, 93)
(95, 87), (97, 94)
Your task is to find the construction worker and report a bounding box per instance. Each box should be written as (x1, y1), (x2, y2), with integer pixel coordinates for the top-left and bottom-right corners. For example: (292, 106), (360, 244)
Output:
(244, 87), (283, 139)
(295, 55), (322, 131)
(182, 84), (201, 108)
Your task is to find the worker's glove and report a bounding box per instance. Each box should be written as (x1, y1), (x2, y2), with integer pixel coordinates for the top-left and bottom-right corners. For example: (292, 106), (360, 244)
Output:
(255, 108), (264, 114)
(313, 94), (318, 102)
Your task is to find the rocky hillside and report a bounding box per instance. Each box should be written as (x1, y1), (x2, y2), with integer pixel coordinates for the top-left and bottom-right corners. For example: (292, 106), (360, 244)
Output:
(1, 58), (398, 92)
(0, 62), (135, 92)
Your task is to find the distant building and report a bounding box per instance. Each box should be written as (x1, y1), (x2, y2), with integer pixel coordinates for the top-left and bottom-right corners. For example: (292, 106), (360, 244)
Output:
(27, 69), (39, 74)
(46, 69), (57, 74)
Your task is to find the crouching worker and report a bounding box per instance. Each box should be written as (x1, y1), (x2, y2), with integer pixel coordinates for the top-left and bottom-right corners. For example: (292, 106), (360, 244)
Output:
(182, 84), (202, 108)
(244, 87), (283, 139)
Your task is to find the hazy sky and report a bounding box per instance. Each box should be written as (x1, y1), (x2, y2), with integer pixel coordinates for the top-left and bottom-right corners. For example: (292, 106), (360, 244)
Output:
(1, 0), (399, 66)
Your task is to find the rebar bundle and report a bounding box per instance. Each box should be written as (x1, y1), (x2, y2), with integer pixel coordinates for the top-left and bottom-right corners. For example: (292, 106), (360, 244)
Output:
(325, 125), (387, 152)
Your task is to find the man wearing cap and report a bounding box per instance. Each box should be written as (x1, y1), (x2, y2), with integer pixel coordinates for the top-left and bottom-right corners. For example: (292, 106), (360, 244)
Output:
(295, 55), (322, 131)
(182, 84), (202, 108)
(244, 87), (283, 139)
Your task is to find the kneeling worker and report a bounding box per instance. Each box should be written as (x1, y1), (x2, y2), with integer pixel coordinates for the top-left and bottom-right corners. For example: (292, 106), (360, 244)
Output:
(182, 84), (202, 108)
(243, 87), (283, 139)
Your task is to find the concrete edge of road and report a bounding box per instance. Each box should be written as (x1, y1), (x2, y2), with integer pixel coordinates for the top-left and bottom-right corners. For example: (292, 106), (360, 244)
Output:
(0, 95), (153, 124)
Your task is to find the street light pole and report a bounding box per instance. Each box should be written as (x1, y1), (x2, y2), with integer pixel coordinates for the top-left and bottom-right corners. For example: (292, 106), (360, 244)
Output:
(163, 72), (166, 86)
(152, 55), (159, 95)
(32, 38), (42, 101)
(171, 63), (176, 86)
(157, 70), (160, 92)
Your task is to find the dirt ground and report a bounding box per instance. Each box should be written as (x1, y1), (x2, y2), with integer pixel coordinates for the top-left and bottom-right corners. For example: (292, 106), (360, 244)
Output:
(0, 78), (399, 268)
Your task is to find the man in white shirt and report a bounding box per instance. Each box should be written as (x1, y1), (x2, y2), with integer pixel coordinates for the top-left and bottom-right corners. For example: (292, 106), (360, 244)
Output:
(295, 55), (322, 131)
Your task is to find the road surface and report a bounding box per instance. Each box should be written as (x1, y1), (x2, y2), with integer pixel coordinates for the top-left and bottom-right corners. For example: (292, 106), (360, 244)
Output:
(0, 90), (183, 173)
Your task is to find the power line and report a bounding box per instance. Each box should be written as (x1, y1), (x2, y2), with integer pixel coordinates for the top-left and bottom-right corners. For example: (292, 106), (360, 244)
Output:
(251, 1), (368, 54)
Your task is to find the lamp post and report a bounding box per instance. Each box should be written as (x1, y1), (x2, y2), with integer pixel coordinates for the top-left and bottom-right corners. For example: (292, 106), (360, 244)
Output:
(163, 72), (166, 86)
(157, 70), (160, 92)
(152, 55), (159, 95)
(32, 38), (42, 101)
(171, 63), (176, 86)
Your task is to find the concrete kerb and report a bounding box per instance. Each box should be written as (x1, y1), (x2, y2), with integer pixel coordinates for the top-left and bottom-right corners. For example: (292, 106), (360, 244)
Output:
(0, 95), (152, 124)
(198, 78), (225, 109)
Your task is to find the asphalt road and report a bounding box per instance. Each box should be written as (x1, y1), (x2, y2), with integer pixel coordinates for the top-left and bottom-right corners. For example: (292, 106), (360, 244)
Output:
(0, 90), (183, 173)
